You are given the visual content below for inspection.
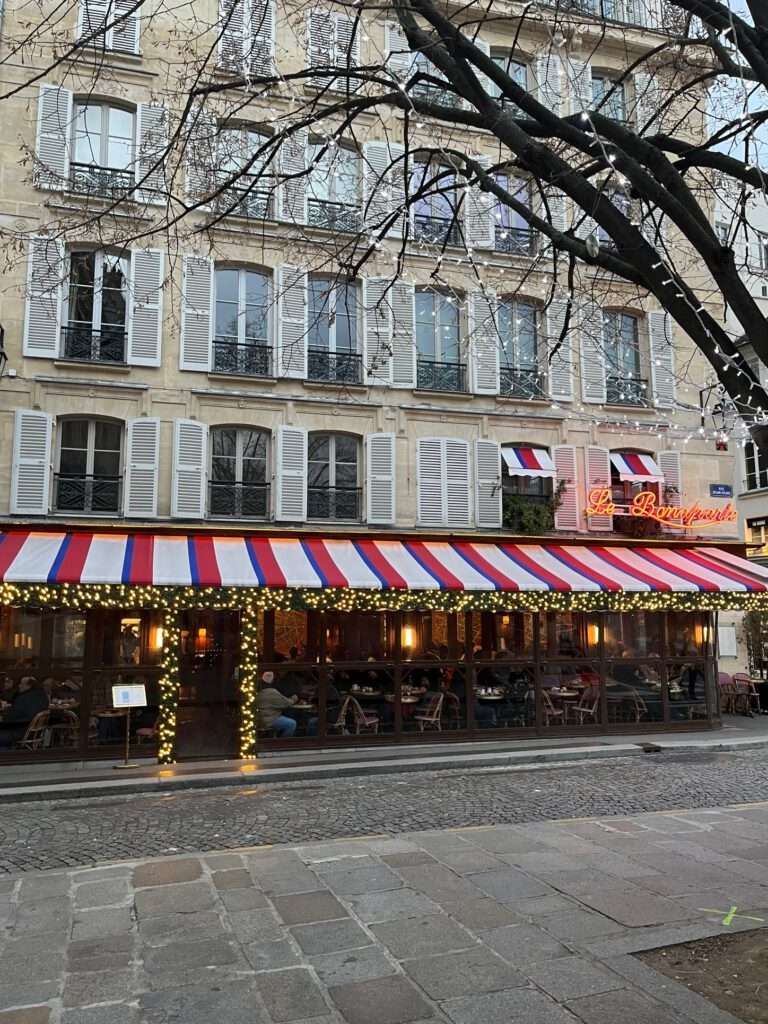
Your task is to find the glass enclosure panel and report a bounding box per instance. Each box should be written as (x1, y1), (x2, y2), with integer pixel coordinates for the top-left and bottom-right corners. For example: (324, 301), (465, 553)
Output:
(176, 611), (241, 758)
(540, 613), (600, 657)
(541, 663), (604, 728)
(603, 611), (663, 659)
(606, 661), (663, 724)
(474, 663), (535, 730)
(668, 660), (710, 722)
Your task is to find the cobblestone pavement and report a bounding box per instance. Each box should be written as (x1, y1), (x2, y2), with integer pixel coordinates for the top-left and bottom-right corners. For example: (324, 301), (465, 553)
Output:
(2, 803), (768, 1023)
(2, 749), (768, 874)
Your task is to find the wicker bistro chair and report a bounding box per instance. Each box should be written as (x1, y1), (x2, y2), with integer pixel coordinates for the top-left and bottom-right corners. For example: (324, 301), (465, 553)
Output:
(16, 711), (51, 750)
(414, 693), (444, 732)
(348, 696), (380, 735)
(47, 709), (79, 747)
(718, 672), (734, 714)
(542, 690), (564, 726)
(732, 673), (761, 715)
(565, 687), (600, 726)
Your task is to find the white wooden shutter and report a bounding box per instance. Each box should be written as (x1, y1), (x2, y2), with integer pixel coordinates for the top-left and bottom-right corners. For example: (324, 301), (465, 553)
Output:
(581, 302), (607, 404)
(185, 105), (218, 203)
(78, 0), (109, 41)
(308, 8), (334, 89)
(111, 0), (140, 53)
(474, 439), (502, 529)
(533, 50), (564, 117)
(171, 419), (208, 518)
(469, 38), (492, 101)
(465, 156), (494, 250)
(333, 13), (360, 88)
(658, 449), (682, 534)
(586, 446), (612, 532)
(446, 439), (472, 529)
(544, 186), (568, 234)
(277, 127), (307, 223)
(633, 71), (660, 132)
(363, 140), (406, 237)
(35, 85), (72, 190)
(10, 410), (53, 516)
(649, 310), (676, 408)
(136, 104), (167, 203)
(366, 433), (396, 525)
(180, 255), (212, 372)
(385, 20), (413, 82)
(553, 444), (580, 532)
(277, 265), (307, 379)
(124, 417), (160, 518)
(417, 438), (445, 526)
(23, 237), (64, 359)
(568, 59), (593, 118)
(219, 0), (246, 71)
(275, 425), (307, 521)
(249, 0), (275, 76)
(469, 291), (499, 395)
(391, 280), (415, 387)
(127, 249), (163, 366)
(363, 277), (393, 385)
(545, 301), (573, 401)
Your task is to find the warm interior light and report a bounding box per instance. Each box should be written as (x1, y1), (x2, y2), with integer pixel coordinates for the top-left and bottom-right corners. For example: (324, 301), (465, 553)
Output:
(403, 626), (415, 648)
(154, 627), (164, 650)
(195, 626), (208, 651)
(588, 623), (600, 646)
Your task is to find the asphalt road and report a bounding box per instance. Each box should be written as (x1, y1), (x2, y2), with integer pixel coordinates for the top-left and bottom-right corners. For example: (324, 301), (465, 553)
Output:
(2, 749), (768, 873)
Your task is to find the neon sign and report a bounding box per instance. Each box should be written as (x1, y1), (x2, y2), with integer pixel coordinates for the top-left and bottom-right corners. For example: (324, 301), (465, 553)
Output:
(585, 489), (738, 529)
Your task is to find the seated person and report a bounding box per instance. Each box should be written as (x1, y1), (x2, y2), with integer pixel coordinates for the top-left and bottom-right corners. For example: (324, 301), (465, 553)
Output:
(0, 676), (50, 747)
(257, 671), (298, 737)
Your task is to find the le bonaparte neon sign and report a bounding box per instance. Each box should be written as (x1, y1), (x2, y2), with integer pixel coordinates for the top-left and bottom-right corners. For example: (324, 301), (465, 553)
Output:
(586, 489), (738, 529)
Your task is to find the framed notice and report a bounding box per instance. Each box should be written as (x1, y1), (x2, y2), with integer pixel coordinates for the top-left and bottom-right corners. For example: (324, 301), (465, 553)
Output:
(111, 684), (147, 708)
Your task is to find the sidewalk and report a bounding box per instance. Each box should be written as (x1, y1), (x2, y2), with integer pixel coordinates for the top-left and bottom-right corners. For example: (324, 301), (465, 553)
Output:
(2, 802), (767, 1023)
(2, 716), (768, 803)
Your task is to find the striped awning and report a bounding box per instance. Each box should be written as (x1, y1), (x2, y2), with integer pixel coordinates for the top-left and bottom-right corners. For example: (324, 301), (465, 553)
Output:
(611, 452), (664, 482)
(1, 530), (767, 593)
(501, 447), (556, 478)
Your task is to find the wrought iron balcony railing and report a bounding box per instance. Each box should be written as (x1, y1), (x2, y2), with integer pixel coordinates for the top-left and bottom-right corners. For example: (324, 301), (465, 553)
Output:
(606, 375), (650, 406)
(61, 326), (127, 364)
(416, 358), (467, 393)
(208, 481), (270, 519)
(500, 366), (547, 400)
(308, 486), (362, 522)
(214, 184), (274, 220)
(495, 225), (537, 256)
(54, 474), (122, 514)
(307, 348), (363, 385)
(211, 340), (272, 377)
(69, 163), (135, 200)
(307, 198), (362, 233)
(413, 213), (462, 247)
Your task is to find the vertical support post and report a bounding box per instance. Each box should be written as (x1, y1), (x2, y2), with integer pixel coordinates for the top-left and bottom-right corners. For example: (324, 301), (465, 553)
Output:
(157, 611), (180, 764)
(239, 604), (260, 758)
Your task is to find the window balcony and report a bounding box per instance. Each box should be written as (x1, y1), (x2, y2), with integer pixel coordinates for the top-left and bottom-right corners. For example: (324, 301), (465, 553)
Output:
(606, 375), (650, 406)
(307, 198), (361, 233)
(500, 366), (547, 400)
(69, 163), (135, 200)
(416, 358), (467, 393)
(307, 348), (363, 385)
(413, 213), (462, 247)
(412, 83), (460, 108)
(211, 339), (273, 377)
(208, 481), (270, 520)
(308, 486), (362, 522)
(495, 225), (536, 256)
(54, 474), (122, 515)
(214, 185), (274, 221)
(61, 326), (127, 365)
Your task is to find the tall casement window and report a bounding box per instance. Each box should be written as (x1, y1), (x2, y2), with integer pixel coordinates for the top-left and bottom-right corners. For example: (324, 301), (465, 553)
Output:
(307, 277), (361, 383)
(415, 290), (466, 392)
(490, 52), (528, 109)
(64, 250), (129, 364)
(209, 427), (270, 519)
(55, 418), (123, 514)
(412, 161), (461, 246)
(494, 173), (535, 255)
(745, 441), (768, 492)
(307, 141), (361, 231)
(217, 124), (275, 219)
(307, 433), (361, 521)
(498, 300), (544, 399)
(603, 311), (646, 406)
(597, 190), (631, 249)
(213, 267), (272, 376)
(71, 102), (135, 197)
(592, 72), (627, 122)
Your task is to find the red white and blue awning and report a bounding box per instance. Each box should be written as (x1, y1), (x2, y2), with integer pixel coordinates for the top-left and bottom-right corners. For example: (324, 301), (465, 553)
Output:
(611, 452), (664, 482)
(0, 530), (766, 593)
(501, 447), (556, 478)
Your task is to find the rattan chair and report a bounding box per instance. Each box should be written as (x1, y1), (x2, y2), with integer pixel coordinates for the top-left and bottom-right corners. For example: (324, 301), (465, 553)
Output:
(414, 693), (444, 732)
(348, 696), (379, 735)
(542, 690), (564, 726)
(16, 711), (51, 750)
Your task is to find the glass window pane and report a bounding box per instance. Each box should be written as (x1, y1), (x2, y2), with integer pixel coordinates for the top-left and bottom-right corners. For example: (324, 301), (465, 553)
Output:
(241, 430), (266, 460)
(241, 458), (266, 483)
(59, 449), (88, 476)
(308, 462), (330, 487)
(107, 137), (132, 169)
(215, 302), (238, 339)
(211, 456), (236, 482)
(335, 463), (357, 487)
(70, 252), (96, 286)
(245, 305), (267, 341)
(308, 435), (330, 462)
(108, 107), (133, 140)
(212, 429), (237, 457)
(93, 450), (120, 477)
(334, 435), (358, 463)
(74, 105), (101, 163)
(95, 421), (121, 452)
(245, 271), (267, 305)
(216, 269), (239, 304)
(61, 419), (89, 449)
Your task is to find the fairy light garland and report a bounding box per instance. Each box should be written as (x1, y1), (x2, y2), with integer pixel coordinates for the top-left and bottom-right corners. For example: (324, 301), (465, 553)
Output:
(239, 606), (260, 759)
(157, 615), (181, 764)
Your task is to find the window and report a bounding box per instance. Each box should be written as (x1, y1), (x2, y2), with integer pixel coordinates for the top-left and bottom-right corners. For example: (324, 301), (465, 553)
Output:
(64, 250), (129, 363)
(597, 191), (631, 249)
(413, 52), (456, 106)
(307, 142), (361, 231)
(490, 53), (528, 108)
(745, 442), (768, 491)
(415, 290), (466, 391)
(715, 221), (729, 247)
(592, 73), (627, 122)
(501, 444), (554, 531)
(217, 125), (274, 219)
(209, 427), (269, 519)
(498, 301), (544, 398)
(494, 173), (535, 254)
(213, 267), (272, 376)
(307, 433), (361, 520)
(412, 161), (461, 246)
(603, 312), (647, 405)
(307, 277), (362, 383)
(55, 418), (122, 514)
(71, 102), (135, 197)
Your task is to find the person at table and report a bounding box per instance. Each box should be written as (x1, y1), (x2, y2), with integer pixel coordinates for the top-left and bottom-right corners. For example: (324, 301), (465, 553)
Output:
(258, 672), (298, 737)
(0, 676), (50, 747)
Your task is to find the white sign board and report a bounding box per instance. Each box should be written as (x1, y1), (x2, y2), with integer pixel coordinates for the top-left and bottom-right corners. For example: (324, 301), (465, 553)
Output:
(112, 684), (147, 708)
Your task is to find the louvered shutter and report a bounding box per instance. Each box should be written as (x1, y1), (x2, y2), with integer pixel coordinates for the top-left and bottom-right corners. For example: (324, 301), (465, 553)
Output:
(465, 155), (494, 249)
(249, 0), (275, 76)
(124, 417), (160, 518)
(644, 0), (664, 29)
(469, 39), (492, 101)
(171, 419), (208, 518)
(586, 446), (612, 532)
(334, 13), (360, 90)
(649, 310), (676, 408)
(544, 186), (568, 234)
(568, 59), (593, 118)
(633, 72), (660, 132)
(446, 439), (472, 529)
(385, 20), (413, 82)
(277, 265), (307, 379)
(469, 291), (499, 395)
(581, 302), (607, 404)
(275, 425), (307, 521)
(136, 104), (167, 203)
(219, 0), (245, 71)
(35, 85), (72, 190)
(363, 140), (406, 237)
(308, 8), (334, 90)
(180, 255), (212, 371)
(553, 444), (580, 532)
(127, 249), (163, 366)
(474, 439), (502, 529)
(23, 237), (64, 358)
(185, 105), (218, 204)
(391, 280), (415, 387)
(417, 438), (445, 526)
(533, 51), (564, 117)
(78, 0), (109, 42)
(545, 301), (573, 401)
(366, 433), (396, 525)
(111, 0), (140, 53)
(277, 127), (307, 223)
(10, 410), (53, 516)
(363, 277), (393, 385)
(658, 449), (682, 534)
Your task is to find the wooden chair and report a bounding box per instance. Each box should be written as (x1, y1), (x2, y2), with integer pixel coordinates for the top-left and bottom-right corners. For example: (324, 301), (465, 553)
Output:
(733, 673), (761, 715)
(542, 690), (564, 726)
(414, 693), (444, 732)
(327, 696), (352, 735)
(48, 710), (79, 747)
(16, 711), (51, 750)
(565, 687), (600, 725)
(718, 672), (734, 714)
(348, 696), (379, 735)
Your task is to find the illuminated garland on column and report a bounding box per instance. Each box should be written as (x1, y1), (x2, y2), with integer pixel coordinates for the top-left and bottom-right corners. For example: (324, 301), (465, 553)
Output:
(157, 615), (180, 764)
(239, 606), (260, 759)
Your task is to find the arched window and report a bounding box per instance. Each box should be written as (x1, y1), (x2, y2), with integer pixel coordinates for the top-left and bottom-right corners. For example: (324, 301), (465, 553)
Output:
(209, 427), (270, 519)
(55, 417), (123, 514)
(603, 311), (647, 406)
(212, 267), (272, 376)
(411, 160), (461, 246)
(308, 432), (361, 521)
(71, 101), (135, 197)
(307, 141), (361, 231)
(217, 124), (275, 219)
(497, 300), (543, 398)
(64, 249), (129, 364)
(307, 276), (361, 383)
(415, 289), (466, 391)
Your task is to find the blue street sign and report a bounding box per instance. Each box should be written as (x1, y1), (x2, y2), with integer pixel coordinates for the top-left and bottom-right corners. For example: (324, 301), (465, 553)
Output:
(710, 484), (733, 498)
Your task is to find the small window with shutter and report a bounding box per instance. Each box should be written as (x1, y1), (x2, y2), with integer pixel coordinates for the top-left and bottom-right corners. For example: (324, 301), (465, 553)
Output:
(493, 170), (536, 256)
(308, 433), (362, 522)
(54, 417), (124, 516)
(415, 289), (467, 393)
(416, 437), (472, 529)
(411, 159), (462, 248)
(215, 123), (276, 220)
(307, 139), (362, 232)
(602, 310), (650, 408)
(62, 250), (130, 366)
(70, 101), (136, 198)
(209, 427), (270, 520)
(497, 299), (544, 399)
(307, 9), (361, 92)
(218, 0), (276, 76)
(78, 0), (140, 55)
(501, 443), (555, 532)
